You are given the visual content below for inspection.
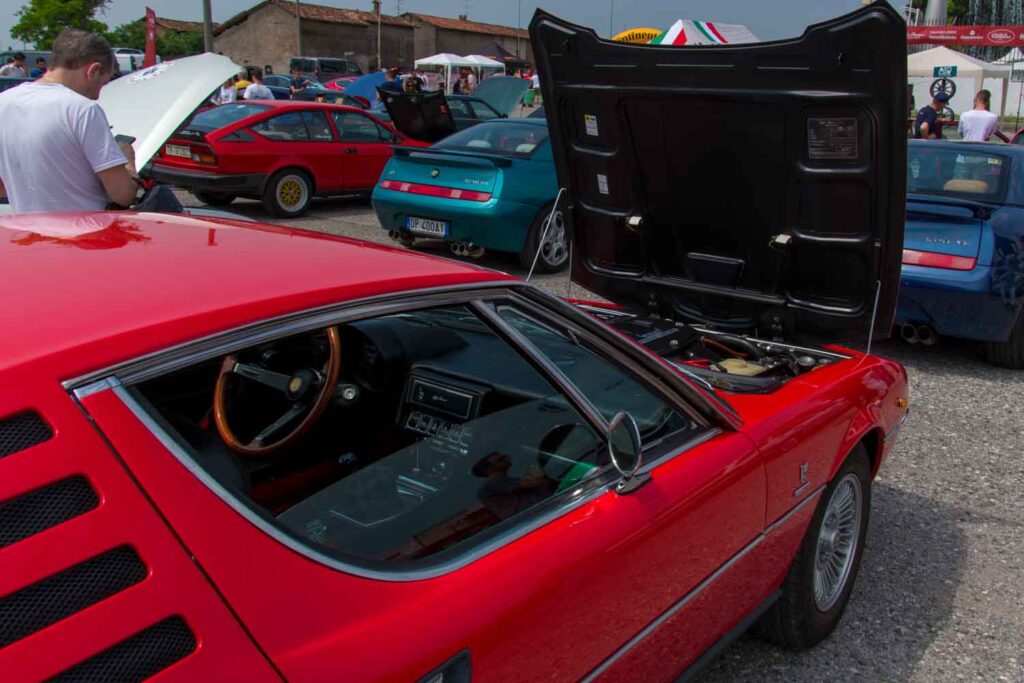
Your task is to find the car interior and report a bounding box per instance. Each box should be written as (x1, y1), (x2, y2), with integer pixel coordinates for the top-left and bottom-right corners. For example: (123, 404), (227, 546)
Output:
(133, 302), (699, 569)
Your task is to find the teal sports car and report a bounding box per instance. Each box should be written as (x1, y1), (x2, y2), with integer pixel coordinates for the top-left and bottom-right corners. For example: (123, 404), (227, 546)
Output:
(371, 118), (568, 272)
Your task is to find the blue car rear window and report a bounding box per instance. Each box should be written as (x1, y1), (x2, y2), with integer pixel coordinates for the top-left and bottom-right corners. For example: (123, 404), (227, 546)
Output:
(434, 122), (549, 156)
(908, 146), (1007, 200)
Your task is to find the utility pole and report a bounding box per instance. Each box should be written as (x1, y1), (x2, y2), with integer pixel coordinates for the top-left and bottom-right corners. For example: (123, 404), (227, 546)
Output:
(202, 0), (214, 52)
(608, 0), (614, 37)
(295, 0), (303, 57)
(374, 0), (382, 71)
(516, 0), (521, 57)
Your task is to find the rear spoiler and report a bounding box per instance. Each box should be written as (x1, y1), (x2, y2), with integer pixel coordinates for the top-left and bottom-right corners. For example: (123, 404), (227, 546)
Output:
(907, 196), (996, 220)
(391, 147), (514, 168)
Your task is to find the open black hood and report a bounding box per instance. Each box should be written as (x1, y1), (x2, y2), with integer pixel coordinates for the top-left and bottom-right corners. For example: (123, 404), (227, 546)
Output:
(530, 2), (906, 343)
(379, 89), (457, 143)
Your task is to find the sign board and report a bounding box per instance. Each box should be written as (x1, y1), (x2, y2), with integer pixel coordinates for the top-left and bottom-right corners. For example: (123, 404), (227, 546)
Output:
(933, 66), (958, 78)
(909, 25), (1024, 47)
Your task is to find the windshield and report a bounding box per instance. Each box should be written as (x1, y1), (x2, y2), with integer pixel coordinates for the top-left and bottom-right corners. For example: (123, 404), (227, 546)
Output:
(186, 103), (271, 133)
(908, 146), (1008, 200)
(434, 122), (548, 156)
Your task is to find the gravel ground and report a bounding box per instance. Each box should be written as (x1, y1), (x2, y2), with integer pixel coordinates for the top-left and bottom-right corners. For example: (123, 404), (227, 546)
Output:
(179, 193), (1024, 681)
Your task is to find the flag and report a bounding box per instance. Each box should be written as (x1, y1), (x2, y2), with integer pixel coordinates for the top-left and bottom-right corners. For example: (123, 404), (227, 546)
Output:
(143, 7), (157, 69)
(649, 20), (759, 46)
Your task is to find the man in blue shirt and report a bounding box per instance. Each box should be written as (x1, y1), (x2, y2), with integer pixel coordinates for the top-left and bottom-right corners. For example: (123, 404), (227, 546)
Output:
(914, 92), (950, 139)
(29, 58), (47, 78)
(288, 66), (309, 100)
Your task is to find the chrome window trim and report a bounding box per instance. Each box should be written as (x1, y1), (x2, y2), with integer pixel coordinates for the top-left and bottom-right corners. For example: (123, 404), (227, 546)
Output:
(112, 383), (721, 582)
(581, 484), (825, 682)
(62, 282), (527, 392)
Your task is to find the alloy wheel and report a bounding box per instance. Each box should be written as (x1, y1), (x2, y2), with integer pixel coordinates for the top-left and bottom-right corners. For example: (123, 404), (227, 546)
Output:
(813, 473), (863, 611)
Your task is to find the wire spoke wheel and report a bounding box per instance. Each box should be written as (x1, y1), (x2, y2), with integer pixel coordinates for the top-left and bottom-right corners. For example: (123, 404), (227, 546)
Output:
(813, 473), (862, 611)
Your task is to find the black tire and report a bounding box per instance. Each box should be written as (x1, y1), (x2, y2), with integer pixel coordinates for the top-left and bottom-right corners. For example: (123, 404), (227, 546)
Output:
(757, 445), (871, 649)
(519, 202), (570, 273)
(983, 312), (1024, 368)
(262, 169), (312, 217)
(192, 191), (236, 206)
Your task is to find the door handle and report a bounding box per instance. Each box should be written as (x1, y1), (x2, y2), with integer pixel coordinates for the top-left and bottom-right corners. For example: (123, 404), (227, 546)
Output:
(345, 147), (358, 154)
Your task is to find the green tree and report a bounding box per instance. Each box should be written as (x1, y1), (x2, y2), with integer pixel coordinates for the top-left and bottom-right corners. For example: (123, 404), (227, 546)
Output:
(105, 20), (204, 58)
(12, 0), (109, 49)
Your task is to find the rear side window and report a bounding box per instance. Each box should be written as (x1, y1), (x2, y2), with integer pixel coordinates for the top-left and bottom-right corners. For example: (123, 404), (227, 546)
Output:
(187, 103), (270, 133)
(302, 111), (334, 141)
(252, 112), (313, 141)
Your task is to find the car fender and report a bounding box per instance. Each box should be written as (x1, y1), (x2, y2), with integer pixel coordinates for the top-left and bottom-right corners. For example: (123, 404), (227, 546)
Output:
(828, 358), (908, 481)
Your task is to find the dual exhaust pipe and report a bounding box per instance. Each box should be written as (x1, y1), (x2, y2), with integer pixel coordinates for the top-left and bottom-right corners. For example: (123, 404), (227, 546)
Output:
(901, 323), (938, 346)
(450, 241), (485, 259)
(387, 231), (484, 259)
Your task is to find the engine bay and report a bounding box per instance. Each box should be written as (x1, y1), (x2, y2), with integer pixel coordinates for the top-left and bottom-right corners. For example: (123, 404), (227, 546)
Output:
(577, 305), (848, 394)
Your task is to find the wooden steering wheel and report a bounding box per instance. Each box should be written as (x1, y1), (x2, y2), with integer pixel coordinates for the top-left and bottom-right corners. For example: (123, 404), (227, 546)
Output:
(213, 326), (341, 457)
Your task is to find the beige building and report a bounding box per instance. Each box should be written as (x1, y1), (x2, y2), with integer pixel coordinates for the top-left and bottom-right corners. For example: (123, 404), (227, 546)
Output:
(213, 0), (530, 76)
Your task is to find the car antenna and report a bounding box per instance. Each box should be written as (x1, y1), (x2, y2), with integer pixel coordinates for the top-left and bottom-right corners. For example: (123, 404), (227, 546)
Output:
(527, 187), (566, 281)
(866, 280), (881, 355)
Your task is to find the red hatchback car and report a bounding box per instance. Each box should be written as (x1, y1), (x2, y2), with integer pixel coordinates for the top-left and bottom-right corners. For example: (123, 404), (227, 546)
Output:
(150, 101), (424, 217)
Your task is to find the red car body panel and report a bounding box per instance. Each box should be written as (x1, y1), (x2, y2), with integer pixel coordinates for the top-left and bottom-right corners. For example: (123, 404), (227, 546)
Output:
(0, 213), (908, 681)
(150, 101), (428, 198)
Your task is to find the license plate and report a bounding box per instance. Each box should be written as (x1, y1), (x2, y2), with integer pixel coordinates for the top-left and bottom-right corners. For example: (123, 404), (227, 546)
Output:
(406, 216), (448, 236)
(165, 144), (191, 158)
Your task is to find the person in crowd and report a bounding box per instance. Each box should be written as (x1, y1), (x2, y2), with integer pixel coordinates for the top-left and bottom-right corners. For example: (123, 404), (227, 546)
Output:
(402, 75), (422, 93)
(243, 69), (274, 101)
(214, 77), (236, 104)
(0, 29), (137, 212)
(29, 57), (47, 78)
(289, 66), (308, 100)
(958, 89), (998, 142)
(234, 70), (252, 95)
(913, 92), (950, 139)
(0, 52), (28, 77)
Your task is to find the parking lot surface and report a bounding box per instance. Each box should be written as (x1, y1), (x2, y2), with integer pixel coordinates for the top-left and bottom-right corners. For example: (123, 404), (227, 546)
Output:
(182, 193), (1024, 681)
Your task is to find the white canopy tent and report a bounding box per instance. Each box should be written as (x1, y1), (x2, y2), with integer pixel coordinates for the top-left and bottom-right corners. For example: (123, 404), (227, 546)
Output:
(995, 48), (1024, 65)
(414, 53), (478, 94)
(465, 54), (505, 79)
(908, 46), (1011, 116)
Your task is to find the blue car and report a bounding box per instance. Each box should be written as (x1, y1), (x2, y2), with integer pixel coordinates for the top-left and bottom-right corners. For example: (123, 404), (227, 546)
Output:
(899, 140), (1024, 367)
(372, 118), (567, 272)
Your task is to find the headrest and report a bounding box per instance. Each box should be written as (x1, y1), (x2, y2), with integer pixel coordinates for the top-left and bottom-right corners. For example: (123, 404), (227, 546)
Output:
(943, 179), (988, 193)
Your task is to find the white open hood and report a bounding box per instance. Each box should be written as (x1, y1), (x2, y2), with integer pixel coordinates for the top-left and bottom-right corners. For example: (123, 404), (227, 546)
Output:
(98, 53), (241, 170)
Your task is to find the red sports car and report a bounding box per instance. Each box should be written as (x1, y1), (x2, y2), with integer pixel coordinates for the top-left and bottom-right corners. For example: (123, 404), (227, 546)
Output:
(0, 5), (910, 681)
(324, 76), (358, 92)
(150, 101), (425, 217)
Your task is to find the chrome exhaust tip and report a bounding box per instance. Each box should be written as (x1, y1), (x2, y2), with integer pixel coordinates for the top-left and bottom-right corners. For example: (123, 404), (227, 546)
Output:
(388, 230), (401, 241)
(901, 323), (919, 344)
(466, 244), (485, 259)
(918, 325), (937, 346)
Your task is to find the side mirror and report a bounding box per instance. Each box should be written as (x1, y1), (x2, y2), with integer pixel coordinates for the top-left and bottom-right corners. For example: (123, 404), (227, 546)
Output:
(608, 411), (649, 494)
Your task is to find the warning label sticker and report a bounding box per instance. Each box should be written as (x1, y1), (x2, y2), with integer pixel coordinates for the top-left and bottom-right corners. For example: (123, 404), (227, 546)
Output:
(807, 118), (858, 161)
(597, 173), (609, 195)
(584, 114), (599, 137)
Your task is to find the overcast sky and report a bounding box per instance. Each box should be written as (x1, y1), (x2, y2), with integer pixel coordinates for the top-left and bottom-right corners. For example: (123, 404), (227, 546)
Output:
(2, 0), (898, 51)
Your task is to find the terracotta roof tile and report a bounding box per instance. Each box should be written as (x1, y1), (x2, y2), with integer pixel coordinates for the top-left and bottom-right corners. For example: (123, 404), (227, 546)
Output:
(154, 17), (220, 32)
(406, 13), (528, 39)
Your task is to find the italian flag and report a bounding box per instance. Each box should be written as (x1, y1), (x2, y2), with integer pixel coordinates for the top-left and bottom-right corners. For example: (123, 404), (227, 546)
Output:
(649, 19), (755, 46)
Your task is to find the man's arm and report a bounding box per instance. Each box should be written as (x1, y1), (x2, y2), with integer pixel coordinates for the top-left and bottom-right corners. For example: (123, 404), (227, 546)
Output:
(97, 166), (138, 207)
(919, 121), (931, 139)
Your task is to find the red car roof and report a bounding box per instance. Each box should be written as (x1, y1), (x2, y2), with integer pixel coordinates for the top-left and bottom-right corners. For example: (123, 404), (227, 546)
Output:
(0, 212), (510, 379)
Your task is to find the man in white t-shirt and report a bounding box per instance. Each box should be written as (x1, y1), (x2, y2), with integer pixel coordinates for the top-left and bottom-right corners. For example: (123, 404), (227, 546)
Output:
(0, 52), (28, 77)
(243, 69), (274, 101)
(958, 90), (999, 142)
(0, 30), (137, 213)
